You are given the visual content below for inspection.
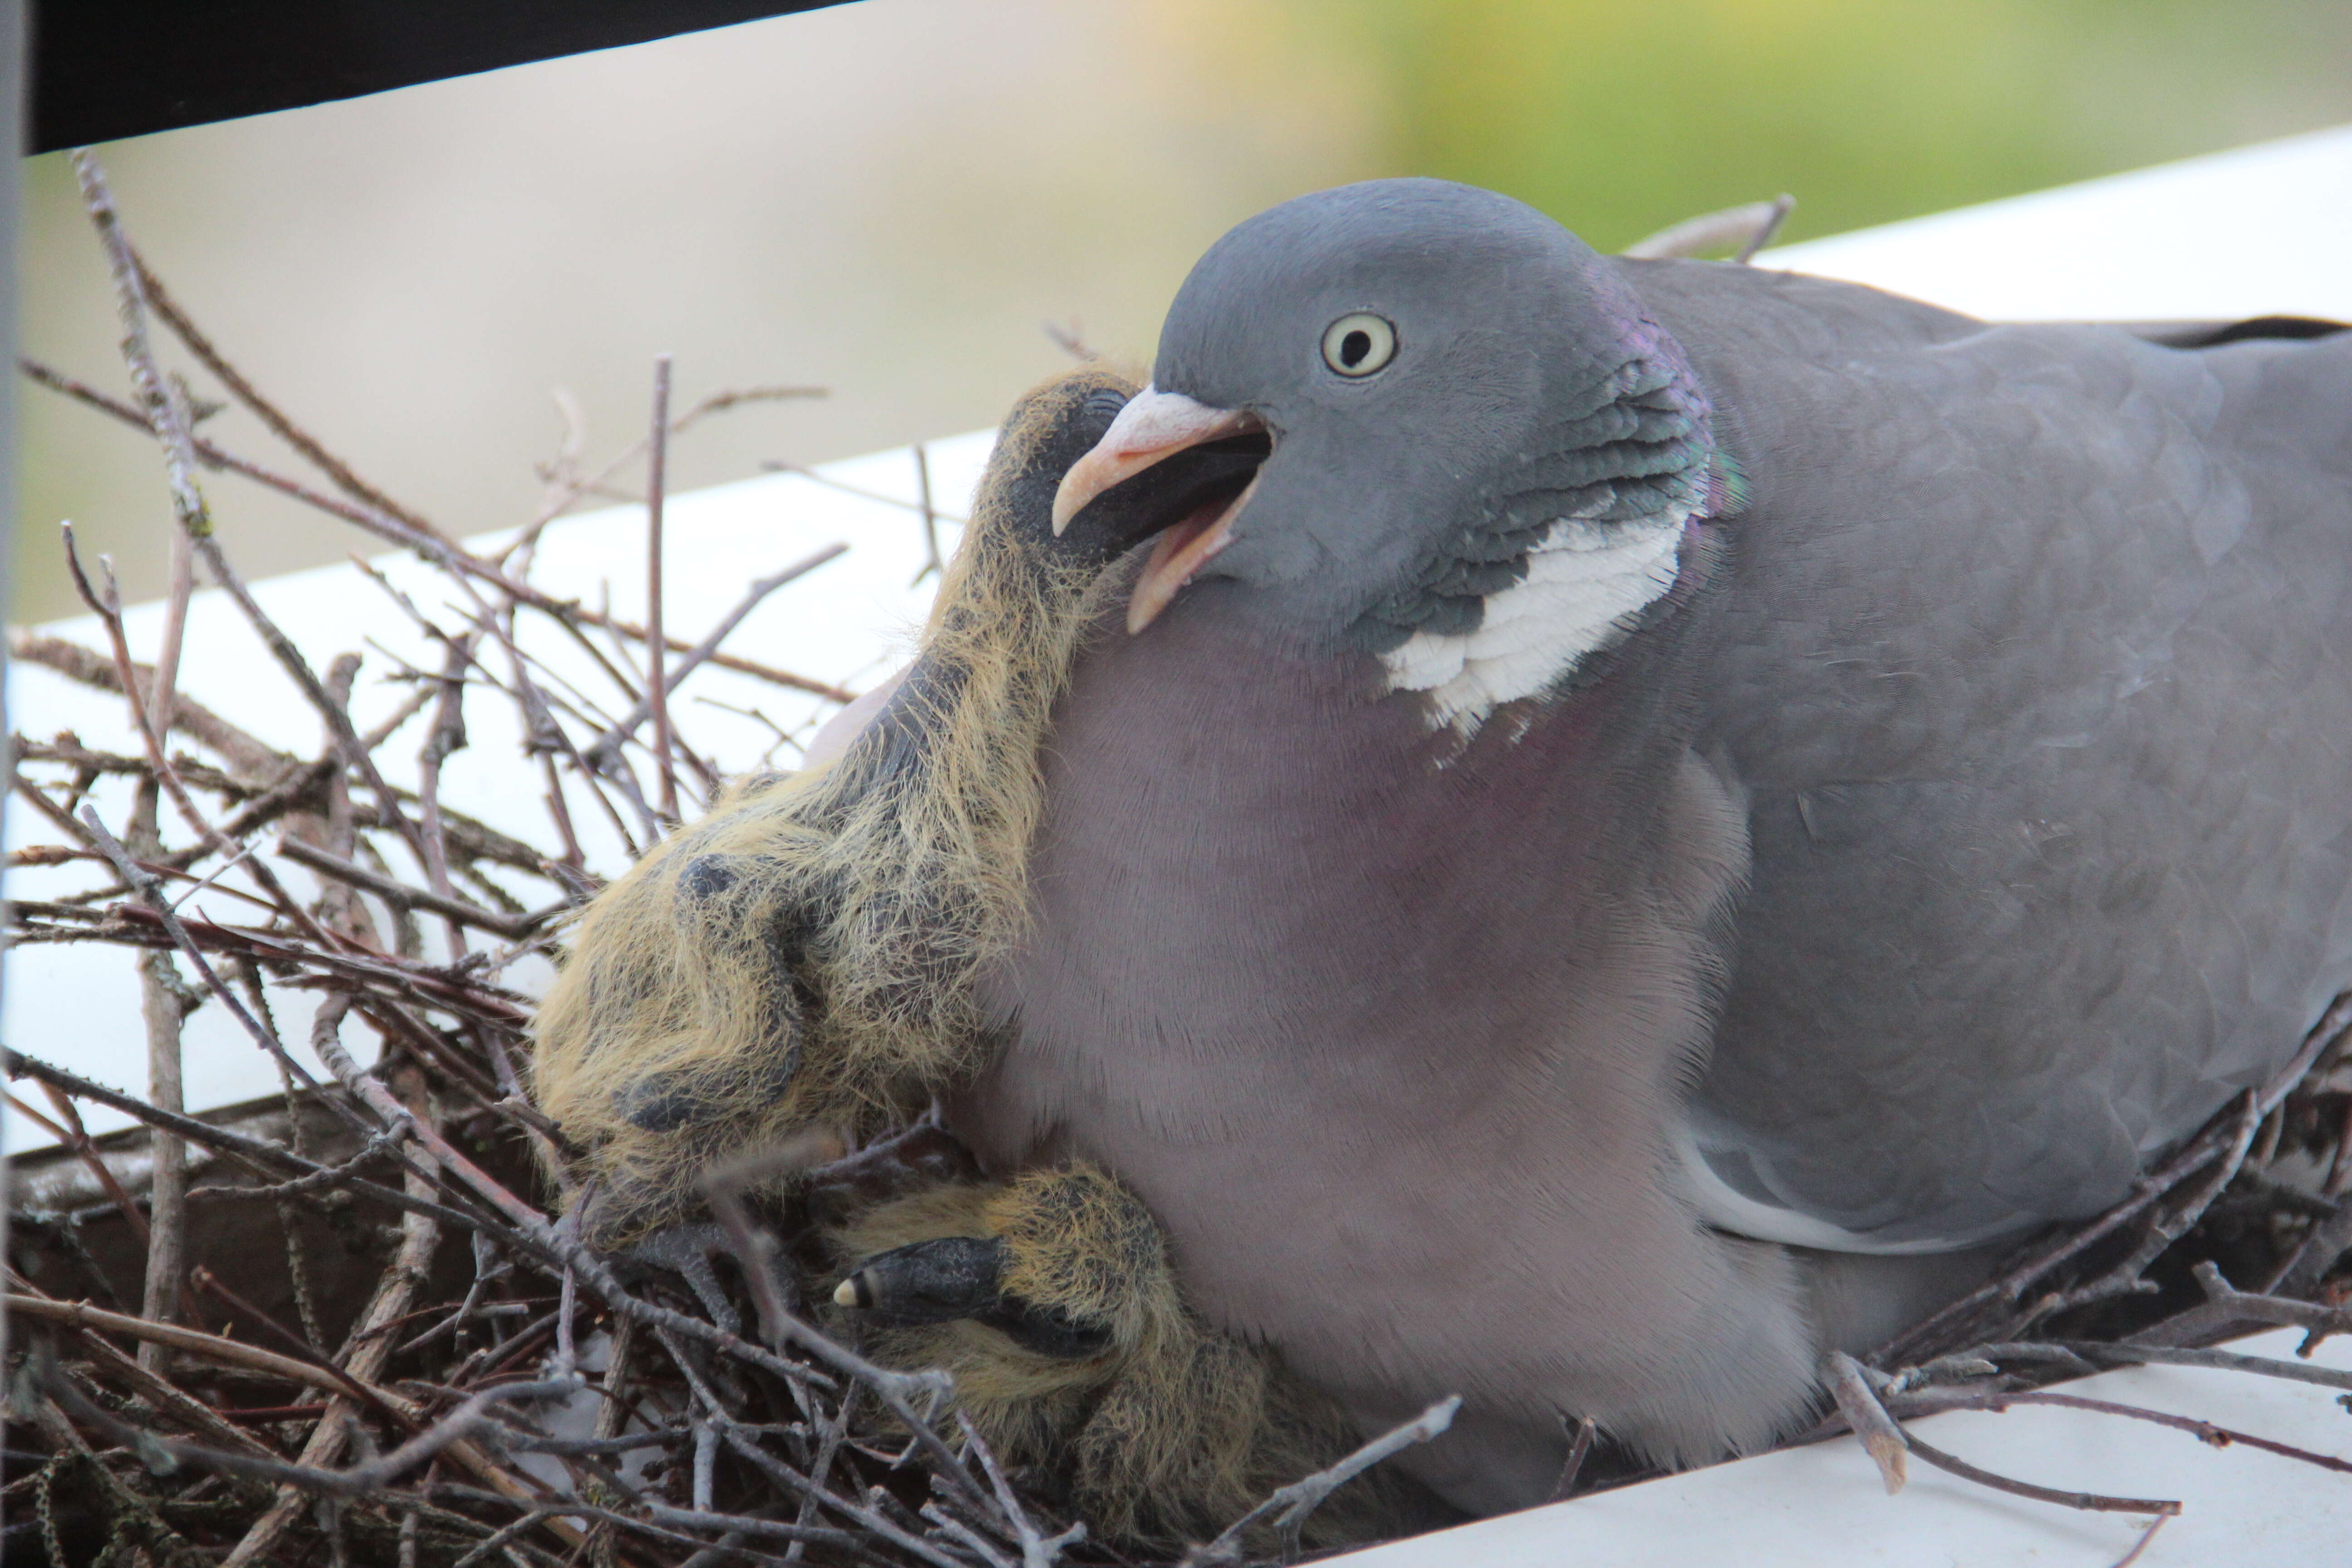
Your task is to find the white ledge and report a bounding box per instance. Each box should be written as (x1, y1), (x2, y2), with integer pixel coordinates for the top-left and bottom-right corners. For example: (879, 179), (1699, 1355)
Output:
(1340, 1326), (2352, 1566)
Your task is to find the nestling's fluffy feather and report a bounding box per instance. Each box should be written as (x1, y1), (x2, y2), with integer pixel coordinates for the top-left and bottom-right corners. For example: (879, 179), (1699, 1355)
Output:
(533, 367), (1135, 1242)
(824, 1164), (1424, 1549)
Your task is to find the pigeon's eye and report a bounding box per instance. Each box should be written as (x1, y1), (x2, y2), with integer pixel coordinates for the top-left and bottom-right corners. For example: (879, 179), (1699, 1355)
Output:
(1321, 313), (1396, 377)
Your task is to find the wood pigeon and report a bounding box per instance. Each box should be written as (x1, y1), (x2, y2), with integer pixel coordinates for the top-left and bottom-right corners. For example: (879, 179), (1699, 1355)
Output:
(921, 177), (2352, 1513)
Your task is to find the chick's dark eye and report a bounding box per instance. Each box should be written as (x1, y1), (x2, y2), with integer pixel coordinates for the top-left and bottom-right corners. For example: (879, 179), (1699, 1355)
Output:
(1321, 312), (1396, 377)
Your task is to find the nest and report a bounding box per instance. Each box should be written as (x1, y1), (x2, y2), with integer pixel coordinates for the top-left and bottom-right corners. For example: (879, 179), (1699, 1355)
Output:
(8, 152), (2352, 1568)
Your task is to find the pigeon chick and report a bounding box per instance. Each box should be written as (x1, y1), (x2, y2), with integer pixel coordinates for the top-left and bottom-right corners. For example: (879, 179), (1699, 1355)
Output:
(529, 363), (1217, 1240)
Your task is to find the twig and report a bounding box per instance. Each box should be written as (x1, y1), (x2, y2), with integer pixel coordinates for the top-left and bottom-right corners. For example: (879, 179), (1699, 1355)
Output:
(289, 972), (863, 1417)
(1822, 1352), (1907, 1494)
(911, 445), (942, 586)
(2056, 1338), (2352, 1395)
(1734, 194), (1797, 263)
(760, 460), (971, 529)
(2326, 1089), (2352, 1199)
(132, 246), (449, 546)
(7, 1294), (401, 1398)
(501, 381), (827, 564)
(223, 1032), (469, 1568)
(72, 152), (212, 565)
(959, 1416), (1082, 1568)
(581, 544), (847, 774)
(418, 631), (483, 958)
(274, 836), (551, 941)
(449, 1510), (557, 1568)
(2272, 1192), (2352, 1300)
(647, 353), (679, 822)
(147, 377), (201, 744)
(63, 1316), (286, 1462)
(39, 1346), (578, 1500)
(185, 1130), (402, 1202)
(921, 1506), (1015, 1568)
(10, 628), (288, 775)
(2026, 1091), (2266, 1322)
(1191, 1395), (1460, 1565)
(574, 604), (857, 703)
(1897, 1428), (2179, 1518)
(22, 355), (623, 632)
(54, 899), (534, 1029)
(1894, 1385), (2352, 1477)
(2107, 1514), (2172, 1568)
(1, 1044), (502, 1239)
(2138, 1260), (2352, 1352)
(21, 356), (771, 789)
(632, 1501), (862, 1555)
(1546, 1415), (1597, 1503)
(11, 1084), (152, 1243)
(76, 804), (368, 1139)
(73, 151), (438, 874)
(701, 1136), (844, 1353)
(248, 957), (332, 1350)
(709, 1422), (969, 1568)
(189, 1263), (389, 1409)
(1039, 320), (1098, 363)
(59, 524), (341, 952)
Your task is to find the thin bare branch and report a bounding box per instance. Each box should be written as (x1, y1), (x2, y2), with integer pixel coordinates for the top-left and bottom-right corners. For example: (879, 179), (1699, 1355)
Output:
(910, 444), (942, 586)
(2106, 1514), (2172, 1568)
(582, 543), (847, 773)
(275, 830), (552, 941)
(2138, 1260), (2352, 1352)
(2058, 1338), (2352, 1395)
(1894, 1385), (2352, 1478)
(132, 246), (450, 546)
(418, 631), (483, 958)
(77, 804), (360, 1130)
(1191, 1396), (1460, 1565)
(1822, 1352), (1907, 1495)
(73, 154), (440, 874)
(1546, 1414), (1597, 1503)
(647, 354), (680, 821)
(1897, 1429), (2179, 1518)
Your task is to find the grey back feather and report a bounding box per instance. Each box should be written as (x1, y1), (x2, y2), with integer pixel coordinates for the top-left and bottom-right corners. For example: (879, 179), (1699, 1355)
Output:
(1626, 261), (2352, 1244)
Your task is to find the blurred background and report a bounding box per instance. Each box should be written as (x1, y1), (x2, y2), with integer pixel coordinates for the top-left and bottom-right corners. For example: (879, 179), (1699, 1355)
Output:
(18, 0), (2352, 622)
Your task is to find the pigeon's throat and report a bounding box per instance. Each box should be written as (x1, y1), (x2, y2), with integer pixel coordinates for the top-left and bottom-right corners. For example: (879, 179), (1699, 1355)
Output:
(1126, 473), (1260, 634)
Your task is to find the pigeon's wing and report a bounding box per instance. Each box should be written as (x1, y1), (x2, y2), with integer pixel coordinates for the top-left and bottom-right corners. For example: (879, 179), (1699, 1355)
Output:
(1622, 260), (2352, 1250)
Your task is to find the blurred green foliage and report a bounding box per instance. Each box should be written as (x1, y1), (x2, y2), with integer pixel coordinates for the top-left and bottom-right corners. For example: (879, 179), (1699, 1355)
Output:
(19, 0), (2350, 622)
(1298, 0), (2352, 249)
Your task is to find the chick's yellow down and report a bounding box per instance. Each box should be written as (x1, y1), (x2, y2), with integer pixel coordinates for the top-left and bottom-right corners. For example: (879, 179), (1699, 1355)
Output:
(531, 369), (1424, 1548)
(823, 1160), (1426, 1550)
(533, 367), (1136, 1242)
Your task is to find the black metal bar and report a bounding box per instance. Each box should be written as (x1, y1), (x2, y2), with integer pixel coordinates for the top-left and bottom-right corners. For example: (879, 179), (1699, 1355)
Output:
(31, 0), (856, 153)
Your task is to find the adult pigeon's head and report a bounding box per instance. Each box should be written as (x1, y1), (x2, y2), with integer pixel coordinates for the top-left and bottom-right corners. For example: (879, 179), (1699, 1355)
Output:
(1055, 178), (1735, 732)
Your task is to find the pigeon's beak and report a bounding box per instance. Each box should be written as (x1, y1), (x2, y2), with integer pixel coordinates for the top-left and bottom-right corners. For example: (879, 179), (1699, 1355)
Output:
(1052, 387), (1269, 633)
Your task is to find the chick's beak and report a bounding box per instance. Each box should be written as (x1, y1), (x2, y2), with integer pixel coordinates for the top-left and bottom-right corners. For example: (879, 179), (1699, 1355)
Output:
(1052, 387), (1267, 633)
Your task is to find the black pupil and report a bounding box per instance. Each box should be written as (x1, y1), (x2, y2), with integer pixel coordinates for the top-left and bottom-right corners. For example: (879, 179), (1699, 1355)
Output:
(1340, 328), (1372, 367)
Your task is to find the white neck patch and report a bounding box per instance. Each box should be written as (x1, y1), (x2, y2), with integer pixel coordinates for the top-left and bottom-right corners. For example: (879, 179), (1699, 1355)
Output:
(1377, 505), (1692, 737)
